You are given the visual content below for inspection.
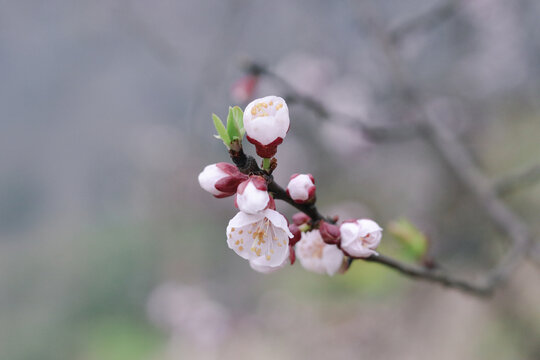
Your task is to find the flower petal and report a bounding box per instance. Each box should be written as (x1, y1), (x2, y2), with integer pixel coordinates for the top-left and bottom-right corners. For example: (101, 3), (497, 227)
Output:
(322, 245), (344, 276)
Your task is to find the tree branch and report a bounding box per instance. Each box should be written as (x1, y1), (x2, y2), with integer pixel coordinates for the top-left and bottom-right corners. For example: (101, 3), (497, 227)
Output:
(364, 5), (532, 293)
(244, 62), (424, 143)
(228, 147), (495, 297)
(495, 164), (540, 196)
(388, 0), (461, 44)
(365, 254), (490, 296)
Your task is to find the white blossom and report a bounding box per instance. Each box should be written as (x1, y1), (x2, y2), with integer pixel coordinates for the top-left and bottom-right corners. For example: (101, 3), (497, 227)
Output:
(227, 209), (293, 270)
(243, 96), (289, 158)
(249, 246), (290, 273)
(340, 219), (382, 258)
(286, 173), (316, 203)
(296, 229), (344, 276)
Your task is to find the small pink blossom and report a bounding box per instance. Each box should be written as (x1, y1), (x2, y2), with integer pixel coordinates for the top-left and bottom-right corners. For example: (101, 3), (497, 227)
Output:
(235, 176), (271, 214)
(339, 219), (382, 258)
(286, 173), (316, 203)
(198, 163), (247, 198)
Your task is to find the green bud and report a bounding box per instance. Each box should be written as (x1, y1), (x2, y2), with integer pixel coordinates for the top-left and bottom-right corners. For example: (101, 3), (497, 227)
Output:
(388, 218), (428, 261)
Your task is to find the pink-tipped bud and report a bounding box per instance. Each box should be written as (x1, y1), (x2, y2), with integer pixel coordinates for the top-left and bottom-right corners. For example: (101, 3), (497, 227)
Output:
(286, 173), (316, 204)
(235, 176), (271, 214)
(231, 75), (258, 103)
(292, 212), (311, 226)
(243, 96), (290, 158)
(288, 223), (302, 246)
(319, 220), (341, 245)
(198, 163), (248, 198)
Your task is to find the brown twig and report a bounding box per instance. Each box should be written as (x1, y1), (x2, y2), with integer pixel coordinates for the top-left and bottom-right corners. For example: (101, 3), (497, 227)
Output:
(495, 164), (540, 196)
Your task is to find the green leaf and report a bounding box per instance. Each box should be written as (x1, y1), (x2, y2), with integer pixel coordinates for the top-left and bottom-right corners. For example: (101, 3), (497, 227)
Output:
(226, 107), (241, 141)
(388, 218), (428, 261)
(212, 114), (230, 148)
(231, 106), (244, 136)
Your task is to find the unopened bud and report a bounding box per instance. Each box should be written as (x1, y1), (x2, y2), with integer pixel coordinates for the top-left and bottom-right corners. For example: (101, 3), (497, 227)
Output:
(319, 220), (341, 245)
(286, 173), (316, 204)
(292, 212), (311, 226)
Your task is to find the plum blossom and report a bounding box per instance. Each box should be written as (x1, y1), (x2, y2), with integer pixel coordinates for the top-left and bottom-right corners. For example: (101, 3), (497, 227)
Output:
(243, 96), (290, 158)
(286, 173), (316, 203)
(340, 219), (383, 258)
(235, 176), (272, 214)
(227, 209), (293, 270)
(198, 163), (248, 198)
(296, 229), (344, 276)
(249, 246), (290, 273)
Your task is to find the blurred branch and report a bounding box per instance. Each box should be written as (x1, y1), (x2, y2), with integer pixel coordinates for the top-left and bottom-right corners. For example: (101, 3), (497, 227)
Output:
(388, 0), (461, 44)
(495, 164), (540, 196)
(364, 3), (532, 293)
(244, 59), (534, 295)
(237, 1), (537, 296)
(364, 254), (490, 296)
(244, 62), (425, 143)
(229, 147), (494, 297)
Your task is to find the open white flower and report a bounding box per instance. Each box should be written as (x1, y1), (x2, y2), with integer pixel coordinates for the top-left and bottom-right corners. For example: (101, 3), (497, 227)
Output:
(340, 219), (382, 258)
(243, 96), (290, 158)
(227, 209), (293, 269)
(249, 246), (289, 273)
(198, 163), (247, 198)
(286, 173), (316, 203)
(296, 229), (344, 276)
(235, 176), (271, 214)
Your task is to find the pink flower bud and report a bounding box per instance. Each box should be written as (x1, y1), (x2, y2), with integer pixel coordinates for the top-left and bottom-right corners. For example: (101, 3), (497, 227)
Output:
(339, 219), (383, 258)
(198, 163), (248, 198)
(231, 75), (258, 103)
(319, 220), (341, 245)
(235, 176), (271, 214)
(243, 96), (290, 158)
(292, 212), (311, 226)
(288, 223), (302, 246)
(286, 173), (316, 203)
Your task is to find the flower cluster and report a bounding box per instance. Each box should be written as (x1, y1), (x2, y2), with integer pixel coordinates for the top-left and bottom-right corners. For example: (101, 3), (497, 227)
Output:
(198, 96), (383, 275)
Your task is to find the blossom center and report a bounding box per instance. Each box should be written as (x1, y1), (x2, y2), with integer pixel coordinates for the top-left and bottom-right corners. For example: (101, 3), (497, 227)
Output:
(299, 239), (325, 259)
(247, 218), (286, 261)
(250, 100), (283, 119)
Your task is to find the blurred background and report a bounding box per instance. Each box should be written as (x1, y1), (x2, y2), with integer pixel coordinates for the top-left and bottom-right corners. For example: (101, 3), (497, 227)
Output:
(1, 0), (540, 359)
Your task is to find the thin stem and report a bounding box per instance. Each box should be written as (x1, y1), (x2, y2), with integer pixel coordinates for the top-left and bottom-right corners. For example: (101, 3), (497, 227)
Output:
(262, 158), (271, 171)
